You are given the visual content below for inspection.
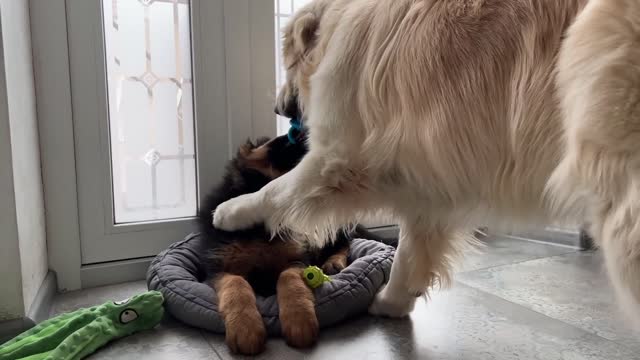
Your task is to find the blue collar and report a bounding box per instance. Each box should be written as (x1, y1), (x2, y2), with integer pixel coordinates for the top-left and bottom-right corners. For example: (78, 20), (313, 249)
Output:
(288, 118), (303, 144)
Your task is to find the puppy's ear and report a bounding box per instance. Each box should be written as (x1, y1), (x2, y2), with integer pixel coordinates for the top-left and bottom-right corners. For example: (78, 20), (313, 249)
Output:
(238, 139), (281, 179)
(292, 12), (319, 55)
(254, 136), (272, 147)
(238, 139), (256, 158)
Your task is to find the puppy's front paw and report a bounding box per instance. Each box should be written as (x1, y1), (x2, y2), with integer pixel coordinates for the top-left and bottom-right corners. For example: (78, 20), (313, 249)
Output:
(280, 305), (319, 348)
(321, 256), (347, 275)
(225, 310), (267, 355)
(213, 194), (264, 231)
(368, 287), (416, 318)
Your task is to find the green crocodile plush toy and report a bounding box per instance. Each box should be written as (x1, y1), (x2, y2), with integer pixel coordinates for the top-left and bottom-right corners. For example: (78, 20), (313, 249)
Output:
(0, 291), (164, 360)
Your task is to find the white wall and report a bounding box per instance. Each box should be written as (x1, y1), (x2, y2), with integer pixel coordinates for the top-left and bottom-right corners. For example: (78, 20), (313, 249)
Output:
(0, 0), (48, 314)
(0, 28), (24, 320)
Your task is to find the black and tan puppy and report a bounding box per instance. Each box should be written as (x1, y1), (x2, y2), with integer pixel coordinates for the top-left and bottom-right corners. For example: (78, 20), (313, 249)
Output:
(199, 133), (378, 355)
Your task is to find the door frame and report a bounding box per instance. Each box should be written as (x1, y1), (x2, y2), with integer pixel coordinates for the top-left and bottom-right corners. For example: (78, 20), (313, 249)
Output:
(31, 0), (276, 290)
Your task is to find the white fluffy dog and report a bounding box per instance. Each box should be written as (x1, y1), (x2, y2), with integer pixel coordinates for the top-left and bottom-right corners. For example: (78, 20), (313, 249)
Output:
(214, 0), (640, 321)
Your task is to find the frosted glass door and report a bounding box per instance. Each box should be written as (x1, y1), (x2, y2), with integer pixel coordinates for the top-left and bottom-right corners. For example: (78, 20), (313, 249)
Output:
(102, 0), (197, 223)
(66, 0), (230, 264)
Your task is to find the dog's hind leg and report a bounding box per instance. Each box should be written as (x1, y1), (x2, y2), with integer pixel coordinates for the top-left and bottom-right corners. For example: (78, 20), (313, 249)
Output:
(553, 0), (640, 325)
(595, 197), (640, 325)
(369, 221), (462, 317)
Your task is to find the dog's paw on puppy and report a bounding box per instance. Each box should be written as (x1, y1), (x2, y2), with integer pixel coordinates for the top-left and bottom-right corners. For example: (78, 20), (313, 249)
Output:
(213, 193), (264, 231)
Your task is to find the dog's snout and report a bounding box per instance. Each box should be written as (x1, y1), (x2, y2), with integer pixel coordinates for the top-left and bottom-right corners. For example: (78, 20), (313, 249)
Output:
(275, 94), (300, 119)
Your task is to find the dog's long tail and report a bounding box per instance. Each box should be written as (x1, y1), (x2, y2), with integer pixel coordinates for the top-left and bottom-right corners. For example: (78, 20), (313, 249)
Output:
(552, 0), (640, 326)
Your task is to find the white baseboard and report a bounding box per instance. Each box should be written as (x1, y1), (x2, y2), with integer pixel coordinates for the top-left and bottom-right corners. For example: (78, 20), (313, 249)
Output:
(0, 317), (34, 343)
(27, 271), (57, 323)
(80, 257), (153, 289)
(508, 227), (580, 247)
(0, 271), (57, 342)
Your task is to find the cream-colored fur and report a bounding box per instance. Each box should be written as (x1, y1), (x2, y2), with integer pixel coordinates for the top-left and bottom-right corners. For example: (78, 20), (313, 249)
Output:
(214, 0), (640, 320)
(551, 0), (640, 323)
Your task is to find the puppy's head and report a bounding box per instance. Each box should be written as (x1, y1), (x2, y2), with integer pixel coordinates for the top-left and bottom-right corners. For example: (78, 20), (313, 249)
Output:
(198, 133), (307, 234)
(236, 132), (308, 181)
(276, 1), (326, 119)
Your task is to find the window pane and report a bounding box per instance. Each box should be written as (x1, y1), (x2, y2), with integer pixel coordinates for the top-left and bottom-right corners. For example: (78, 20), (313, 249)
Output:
(274, 0), (312, 135)
(103, 0), (197, 223)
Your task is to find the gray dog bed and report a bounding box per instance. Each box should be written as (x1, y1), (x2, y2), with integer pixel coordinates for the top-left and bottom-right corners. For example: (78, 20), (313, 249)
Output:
(146, 233), (394, 335)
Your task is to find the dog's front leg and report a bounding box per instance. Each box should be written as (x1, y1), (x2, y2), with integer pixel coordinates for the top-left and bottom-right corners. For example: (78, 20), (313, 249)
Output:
(369, 223), (455, 318)
(213, 151), (364, 239)
(211, 188), (272, 232)
(212, 156), (307, 232)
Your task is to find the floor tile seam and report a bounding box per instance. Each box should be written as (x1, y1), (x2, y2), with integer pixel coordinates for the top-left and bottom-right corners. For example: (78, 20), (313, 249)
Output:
(199, 330), (226, 360)
(503, 235), (581, 250)
(453, 281), (636, 353)
(456, 250), (577, 275)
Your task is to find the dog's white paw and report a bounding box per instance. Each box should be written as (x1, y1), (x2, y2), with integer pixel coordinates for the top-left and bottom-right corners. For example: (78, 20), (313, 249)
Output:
(368, 287), (416, 318)
(212, 194), (264, 231)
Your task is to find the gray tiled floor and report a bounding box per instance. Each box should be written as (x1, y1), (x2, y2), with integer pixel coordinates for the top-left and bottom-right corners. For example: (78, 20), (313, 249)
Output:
(49, 235), (640, 359)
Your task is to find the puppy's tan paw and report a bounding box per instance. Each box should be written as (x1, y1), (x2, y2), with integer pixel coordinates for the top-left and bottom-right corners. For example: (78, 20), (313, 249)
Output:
(321, 257), (346, 275)
(225, 311), (267, 355)
(280, 306), (319, 348)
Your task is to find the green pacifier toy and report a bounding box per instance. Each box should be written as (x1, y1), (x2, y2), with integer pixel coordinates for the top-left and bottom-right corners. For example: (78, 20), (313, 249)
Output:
(0, 291), (164, 360)
(303, 266), (331, 289)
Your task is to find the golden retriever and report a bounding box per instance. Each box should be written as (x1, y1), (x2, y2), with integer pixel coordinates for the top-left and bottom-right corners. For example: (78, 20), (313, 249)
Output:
(213, 0), (640, 322)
